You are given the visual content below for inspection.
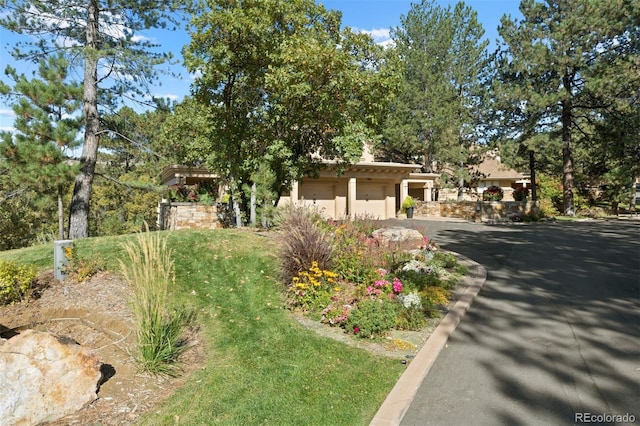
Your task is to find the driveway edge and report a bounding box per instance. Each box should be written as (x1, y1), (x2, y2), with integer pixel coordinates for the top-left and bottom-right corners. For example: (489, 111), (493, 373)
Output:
(369, 253), (488, 426)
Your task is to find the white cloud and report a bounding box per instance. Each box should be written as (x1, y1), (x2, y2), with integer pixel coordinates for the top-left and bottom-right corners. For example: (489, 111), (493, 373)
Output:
(131, 34), (151, 43)
(0, 126), (15, 133)
(26, 4), (150, 44)
(0, 109), (16, 118)
(150, 93), (180, 101)
(355, 27), (394, 47)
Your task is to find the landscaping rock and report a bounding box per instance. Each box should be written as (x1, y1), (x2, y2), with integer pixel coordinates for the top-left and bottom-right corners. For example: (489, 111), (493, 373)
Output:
(372, 227), (424, 248)
(0, 329), (102, 425)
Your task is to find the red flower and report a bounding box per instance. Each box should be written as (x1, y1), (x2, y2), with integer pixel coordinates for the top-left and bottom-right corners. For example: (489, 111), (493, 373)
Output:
(353, 326), (360, 334)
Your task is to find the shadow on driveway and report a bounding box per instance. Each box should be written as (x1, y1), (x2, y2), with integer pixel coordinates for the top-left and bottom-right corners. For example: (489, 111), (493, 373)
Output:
(395, 220), (639, 425)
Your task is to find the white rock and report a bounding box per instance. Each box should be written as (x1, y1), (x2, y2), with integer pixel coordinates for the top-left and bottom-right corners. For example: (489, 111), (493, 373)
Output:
(372, 227), (424, 248)
(0, 329), (102, 425)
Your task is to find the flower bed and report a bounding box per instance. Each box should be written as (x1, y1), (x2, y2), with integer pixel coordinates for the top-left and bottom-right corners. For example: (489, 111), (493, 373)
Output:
(277, 207), (465, 341)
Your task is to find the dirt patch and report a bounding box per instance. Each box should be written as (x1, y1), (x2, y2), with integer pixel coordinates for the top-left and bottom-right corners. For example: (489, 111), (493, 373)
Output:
(0, 271), (204, 426)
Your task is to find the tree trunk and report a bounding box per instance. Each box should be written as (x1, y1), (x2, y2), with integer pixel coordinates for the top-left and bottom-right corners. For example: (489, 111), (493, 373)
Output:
(233, 196), (242, 228)
(250, 182), (257, 226)
(561, 75), (575, 216)
(529, 150), (537, 201)
(456, 158), (464, 201)
(69, 0), (100, 239)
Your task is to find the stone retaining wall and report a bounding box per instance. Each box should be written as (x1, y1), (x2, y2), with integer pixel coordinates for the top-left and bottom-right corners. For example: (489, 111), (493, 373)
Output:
(158, 202), (219, 230)
(416, 201), (540, 222)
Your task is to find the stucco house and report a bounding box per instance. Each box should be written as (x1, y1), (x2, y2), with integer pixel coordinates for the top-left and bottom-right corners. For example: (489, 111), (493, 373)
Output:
(278, 145), (440, 219)
(473, 151), (530, 201)
(437, 150), (531, 201)
(160, 147), (529, 221)
(161, 144), (438, 220)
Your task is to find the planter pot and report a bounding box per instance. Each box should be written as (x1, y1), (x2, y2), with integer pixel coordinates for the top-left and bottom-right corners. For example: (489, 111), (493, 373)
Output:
(406, 207), (414, 219)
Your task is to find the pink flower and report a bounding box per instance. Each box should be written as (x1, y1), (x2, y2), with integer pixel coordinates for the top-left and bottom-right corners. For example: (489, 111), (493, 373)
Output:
(377, 268), (388, 277)
(366, 286), (374, 294)
(353, 326), (360, 334)
(392, 277), (403, 294)
(374, 279), (388, 288)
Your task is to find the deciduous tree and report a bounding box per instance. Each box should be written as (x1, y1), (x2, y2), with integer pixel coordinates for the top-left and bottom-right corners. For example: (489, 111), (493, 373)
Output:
(173, 0), (393, 226)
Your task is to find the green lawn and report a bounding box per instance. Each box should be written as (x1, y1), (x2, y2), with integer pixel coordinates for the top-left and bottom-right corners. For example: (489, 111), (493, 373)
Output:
(0, 229), (405, 425)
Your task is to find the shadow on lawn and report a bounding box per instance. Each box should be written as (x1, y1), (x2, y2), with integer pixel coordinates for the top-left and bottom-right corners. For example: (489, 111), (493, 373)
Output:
(398, 220), (640, 425)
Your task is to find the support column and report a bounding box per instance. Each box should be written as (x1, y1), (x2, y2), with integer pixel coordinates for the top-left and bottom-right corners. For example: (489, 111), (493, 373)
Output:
(348, 177), (357, 219)
(291, 181), (299, 206)
(423, 181), (433, 202)
(385, 184), (395, 219)
(400, 180), (409, 205)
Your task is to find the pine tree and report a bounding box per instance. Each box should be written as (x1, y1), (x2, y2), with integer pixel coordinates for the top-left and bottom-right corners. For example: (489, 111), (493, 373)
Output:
(1, 0), (189, 238)
(380, 0), (491, 199)
(0, 53), (81, 239)
(494, 0), (639, 215)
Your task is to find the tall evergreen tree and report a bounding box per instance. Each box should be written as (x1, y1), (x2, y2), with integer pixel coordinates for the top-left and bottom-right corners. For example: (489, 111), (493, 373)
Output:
(494, 0), (639, 215)
(380, 0), (491, 199)
(0, 0), (190, 238)
(0, 53), (81, 239)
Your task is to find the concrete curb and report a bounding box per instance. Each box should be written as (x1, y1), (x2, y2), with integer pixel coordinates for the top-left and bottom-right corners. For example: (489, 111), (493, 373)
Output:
(369, 254), (488, 426)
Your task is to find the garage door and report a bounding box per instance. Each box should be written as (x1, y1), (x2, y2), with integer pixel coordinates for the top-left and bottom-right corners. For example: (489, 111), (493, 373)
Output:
(354, 183), (386, 218)
(299, 183), (336, 218)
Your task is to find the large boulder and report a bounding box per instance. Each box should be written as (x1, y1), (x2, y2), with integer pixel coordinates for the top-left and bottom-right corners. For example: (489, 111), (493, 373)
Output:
(372, 227), (424, 248)
(0, 329), (103, 425)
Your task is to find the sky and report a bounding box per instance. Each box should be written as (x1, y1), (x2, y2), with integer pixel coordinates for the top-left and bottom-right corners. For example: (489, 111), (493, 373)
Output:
(0, 0), (523, 133)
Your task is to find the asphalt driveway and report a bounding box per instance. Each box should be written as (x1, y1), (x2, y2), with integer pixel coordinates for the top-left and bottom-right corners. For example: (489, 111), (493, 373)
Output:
(385, 219), (640, 425)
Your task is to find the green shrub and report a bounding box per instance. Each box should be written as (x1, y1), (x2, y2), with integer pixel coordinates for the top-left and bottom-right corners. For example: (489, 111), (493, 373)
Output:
(331, 218), (389, 284)
(538, 198), (559, 217)
(119, 230), (193, 375)
(396, 269), (440, 291)
(395, 305), (427, 331)
(63, 243), (105, 282)
(344, 297), (399, 338)
(433, 251), (458, 269)
(275, 205), (334, 285)
(421, 286), (450, 310)
(0, 260), (37, 305)
(537, 174), (563, 214)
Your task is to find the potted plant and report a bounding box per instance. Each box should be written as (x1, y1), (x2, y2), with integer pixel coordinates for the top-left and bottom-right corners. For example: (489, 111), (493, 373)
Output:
(512, 186), (529, 202)
(402, 196), (417, 218)
(482, 185), (504, 202)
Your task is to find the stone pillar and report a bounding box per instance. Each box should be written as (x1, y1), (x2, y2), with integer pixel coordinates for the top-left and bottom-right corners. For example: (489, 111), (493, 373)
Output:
(348, 177), (357, 219)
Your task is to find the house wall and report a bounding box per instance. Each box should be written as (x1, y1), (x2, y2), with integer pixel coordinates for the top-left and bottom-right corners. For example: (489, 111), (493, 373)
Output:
(294, 176), (405, 220)
(158, 202), (219, 230)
